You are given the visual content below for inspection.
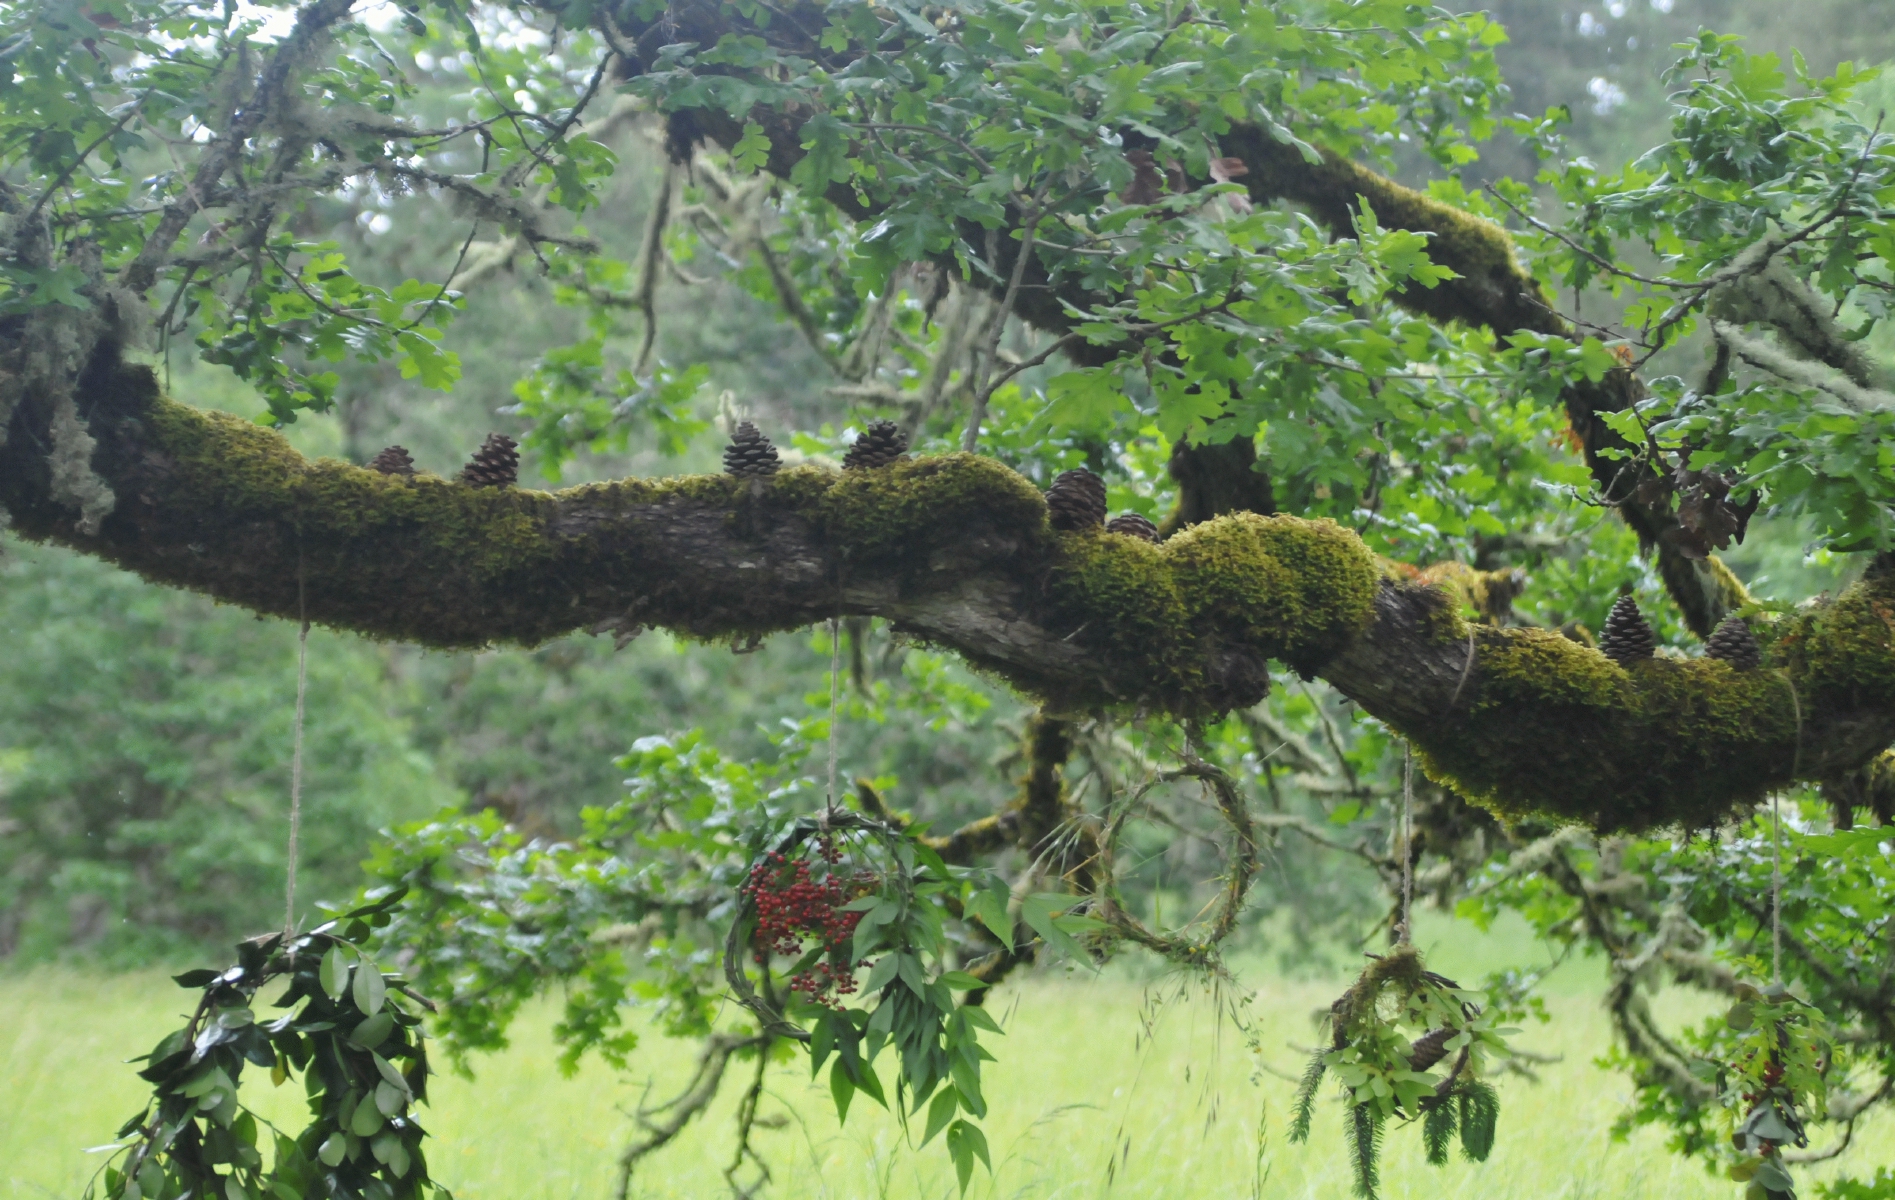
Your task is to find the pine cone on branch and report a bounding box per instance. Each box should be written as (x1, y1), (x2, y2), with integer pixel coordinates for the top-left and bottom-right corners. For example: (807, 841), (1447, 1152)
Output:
(1105, 512), (1159, 542)
(1599, 594), (1655, 666)
(460, 433), (519, 488)
(1046, 468), (1106, 531)
(368, 445), (415, 477)
(723, 421), (780, 478)
(1705, 616), (1763, 669)
(842, 419), (909, 470)
(1408, 1027), (1456, 1074)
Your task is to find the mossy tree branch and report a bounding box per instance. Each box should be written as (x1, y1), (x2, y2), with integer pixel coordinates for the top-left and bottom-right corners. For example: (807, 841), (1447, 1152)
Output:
(6, 347), (1893, 835)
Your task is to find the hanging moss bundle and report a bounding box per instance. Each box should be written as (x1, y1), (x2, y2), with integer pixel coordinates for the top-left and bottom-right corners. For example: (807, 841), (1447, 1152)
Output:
(723, 420), (781, 477)
(1706, 616), (1764, 670)
(1105, 512), (1159, 542)
(460, 432), (519, 488)
(367, 445), (416, 476)
(1045, 468), (1106, 531)
(842, 419), (909, 469)
(1599, 594), (1655, 666)
(1289, 946), (1512, 1199)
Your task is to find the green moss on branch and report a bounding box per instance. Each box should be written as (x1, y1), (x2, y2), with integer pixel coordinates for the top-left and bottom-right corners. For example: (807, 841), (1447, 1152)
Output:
(1403, 568), (1895, 832)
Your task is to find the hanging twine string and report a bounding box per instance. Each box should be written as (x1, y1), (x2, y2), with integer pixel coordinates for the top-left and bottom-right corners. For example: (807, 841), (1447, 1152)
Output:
(284, 565), (310, 936)
(825, 616), (841, 819)
(1771, 674), (1801, 986)
(1398, 744), (1414, 946)
(1770, 793), (1783, 985)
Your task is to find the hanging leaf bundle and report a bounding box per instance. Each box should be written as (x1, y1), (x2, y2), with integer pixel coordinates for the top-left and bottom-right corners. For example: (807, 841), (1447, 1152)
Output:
(88, 888), (446, 1200)
(1718, 981), (1831, 1200)
(1289, 945), (1515, 1198)
(728, 813), (1093, 1194)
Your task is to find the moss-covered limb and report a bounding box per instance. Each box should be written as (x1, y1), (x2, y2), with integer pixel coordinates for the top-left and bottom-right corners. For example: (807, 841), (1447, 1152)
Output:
(1323, 570), (1895, 832)
(3, 357), (1381, 714)
(11, 354), (1895, 831)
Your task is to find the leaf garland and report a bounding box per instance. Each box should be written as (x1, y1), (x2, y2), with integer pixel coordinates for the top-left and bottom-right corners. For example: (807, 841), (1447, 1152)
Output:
(87, 888), (446, 1200)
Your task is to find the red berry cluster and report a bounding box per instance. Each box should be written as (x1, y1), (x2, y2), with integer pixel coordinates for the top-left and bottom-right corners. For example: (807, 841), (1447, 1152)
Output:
(741, 840), (878, 1007)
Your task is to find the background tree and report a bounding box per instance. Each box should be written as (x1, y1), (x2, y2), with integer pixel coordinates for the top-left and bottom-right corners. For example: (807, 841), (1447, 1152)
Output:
(5, 0), (1895, 1196)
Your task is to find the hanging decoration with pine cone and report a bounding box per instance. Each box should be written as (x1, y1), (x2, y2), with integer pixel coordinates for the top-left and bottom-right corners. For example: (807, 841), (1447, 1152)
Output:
(1599, 594), (1655, 666)
(1045, 468), (1107, 531)
(1704, 615), (1763, 669)
(459, 433), (519, 488)
(1105, 512), (1159, 542)
(368, 445), (416, 477)
(723, 421), (781, 478)
(842, 419), (909, 470)
(1289, 946), (1512, 1199)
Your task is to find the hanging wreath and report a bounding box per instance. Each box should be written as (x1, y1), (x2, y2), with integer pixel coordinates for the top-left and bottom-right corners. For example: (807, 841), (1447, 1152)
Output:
(1719, 980), (1831, 1200)
(86, 888), (445, 1200)
(1289, 945), (1515, 1199)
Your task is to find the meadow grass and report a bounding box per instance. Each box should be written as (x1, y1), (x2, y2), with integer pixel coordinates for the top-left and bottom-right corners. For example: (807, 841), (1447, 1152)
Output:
(4, 916), (1885, 1199)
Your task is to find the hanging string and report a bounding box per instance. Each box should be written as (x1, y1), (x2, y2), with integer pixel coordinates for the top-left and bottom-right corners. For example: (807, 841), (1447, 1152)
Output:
(1770, 793), (1783, 985)
(1771, 674), (1801, 986)
(284, 563), (310, 936)
(825, 616), (841, 819)
(1398, 744), (1414, 946)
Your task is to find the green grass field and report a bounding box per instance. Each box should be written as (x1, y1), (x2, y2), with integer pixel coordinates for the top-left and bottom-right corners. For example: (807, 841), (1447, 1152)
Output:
(5, 918), (1885, 1199)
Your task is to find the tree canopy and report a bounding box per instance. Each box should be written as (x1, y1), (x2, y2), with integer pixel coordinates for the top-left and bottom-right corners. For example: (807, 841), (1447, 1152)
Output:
(6, 0), (1895, 1196)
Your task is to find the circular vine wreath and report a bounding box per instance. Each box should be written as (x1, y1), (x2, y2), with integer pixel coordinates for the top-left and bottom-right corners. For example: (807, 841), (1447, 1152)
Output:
(1289, 945), (1515, 1200)
(89, 887), (444, 1200)
(1092, 749), (1261, 966)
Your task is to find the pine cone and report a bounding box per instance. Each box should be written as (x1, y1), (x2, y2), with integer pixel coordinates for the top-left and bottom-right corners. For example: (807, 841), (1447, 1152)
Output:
(723, 421), (780, 478)
(842, 419), (909, 470)
(1105, 512), (1159, 542)
(1705, 615), (1763, 670)
(1408, 1027), (1456, 1073)
(1046, 468), (1107, 531)
(460, 433), (519, 488)
(368, 445), (415, 477)
(1599, 594), (1655, 666)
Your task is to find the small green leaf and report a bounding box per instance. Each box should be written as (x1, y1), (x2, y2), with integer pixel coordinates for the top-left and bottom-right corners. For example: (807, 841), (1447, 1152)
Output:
(351, 1094), (386, 1136)
(376, 1080), (406, 1117)
(353, 960), (387, 1015)
(318, 1132), (347, 1167)
(966, 883), (1013, 946)
(351, 1012), (395, 1049)
(944, 1119), (991, 1193)
(1020, 894), (1091, 962)
(922, 1086), (957, 1145)
(732, 121), (771, 173)
(829, 1057), (856, 1125)
(320, 945), (353, 1001)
